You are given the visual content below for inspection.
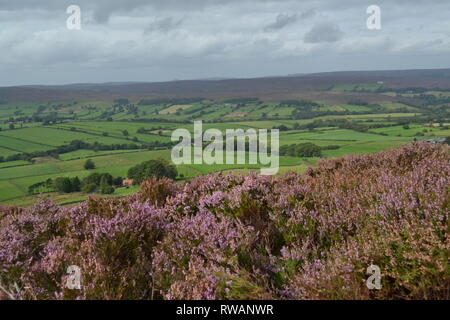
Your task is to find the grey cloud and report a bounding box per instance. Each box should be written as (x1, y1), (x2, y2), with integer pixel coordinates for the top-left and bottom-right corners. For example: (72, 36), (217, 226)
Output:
(263, 8), (316, 32)
(299, 9), (316, 20)
(304, 23), (344, 43)
(0, 0), (450, 86)
(1, 0), (448, 12)
(264, 13), (299, 32)
(144, 17), (183, 34)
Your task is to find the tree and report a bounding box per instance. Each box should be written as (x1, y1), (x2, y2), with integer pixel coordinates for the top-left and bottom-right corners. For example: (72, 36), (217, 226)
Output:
(70, 177), (81, 192)
(280, 143), (323, 158)
(297, 143), (322, 157)
(82, 173), (101, 186)
(128, 159), (177, 184)
(100, 174), (113, 186)
(9, 123), (15, 130)
(45, 178), (53, 188)
(100, 184), (115, 195)
(97, 174), (114, 194)
(82, 173), (112, 186)
(273, 125), (289, 131)
(84, 159), (96, 170)
(113, 177), (124, 187)
(54, 177), (72, 193)
(445, 136), (450, 145)
(81, 173), (114, 194)
(122, 130), (129, 136)
(82, 183), (97, 194)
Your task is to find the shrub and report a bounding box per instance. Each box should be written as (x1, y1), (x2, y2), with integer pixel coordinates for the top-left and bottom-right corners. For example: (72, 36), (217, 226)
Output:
(84, 159), (95, 170)
(0, 143), (448, 300)
(70, 177), (81, 192)
(81, 183), (97, 194)
(113, 177), (124, 187)
(128, 159), (177, 184)
(99, 185), (115, 195)
(280, 143), (323, 157)
(54, 177), (73, 193)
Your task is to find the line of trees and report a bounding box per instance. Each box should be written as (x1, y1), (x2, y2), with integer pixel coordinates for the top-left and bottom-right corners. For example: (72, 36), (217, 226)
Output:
(280, 99), (321, 108)
(128, 159), (177, 185)
(28, 158), (180, 196)
(280, 143), (340, 158)
(223, 98), (261, 105)
(289, 118), (409, 133)
(0, 139), (174, 163)
(28, 173), (124, 195)
(138, 97), (205, 105)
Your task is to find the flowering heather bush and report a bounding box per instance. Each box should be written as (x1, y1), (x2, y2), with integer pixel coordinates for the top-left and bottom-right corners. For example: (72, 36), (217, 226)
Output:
(0, 143), (448, 300)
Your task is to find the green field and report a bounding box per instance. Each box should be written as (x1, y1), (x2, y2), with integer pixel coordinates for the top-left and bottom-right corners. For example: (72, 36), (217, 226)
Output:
(0, 134), (53, 153)
(1, 89), (448, 207)
(0, 120), (428, 205)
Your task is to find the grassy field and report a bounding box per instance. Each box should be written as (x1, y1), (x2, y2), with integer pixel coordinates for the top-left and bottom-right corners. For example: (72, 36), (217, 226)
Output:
(159, 104), (193, 115)
(370, 124), (450, 137)
(58, 149), (139, 161)
(0, 119), (432, 206)
(1, 90), (448, 207)
(0, 134), (53, 153)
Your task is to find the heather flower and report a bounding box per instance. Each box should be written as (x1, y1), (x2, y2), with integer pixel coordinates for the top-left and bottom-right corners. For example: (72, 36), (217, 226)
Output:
(0, 143), (448, 300)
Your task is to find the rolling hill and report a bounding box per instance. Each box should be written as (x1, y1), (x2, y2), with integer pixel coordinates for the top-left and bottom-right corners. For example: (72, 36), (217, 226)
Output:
(2, 68), (450, 103)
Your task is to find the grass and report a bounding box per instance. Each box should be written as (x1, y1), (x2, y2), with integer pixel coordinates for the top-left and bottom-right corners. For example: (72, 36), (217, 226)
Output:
(1, 101), (448, 207)
(341, 104), (371, 112)
(159, 104), (193, 115)
(56, 122), (172, 143)
(0, 146), (22, 157)
(0, 126), (141, 152)
(370, 124), (450, 137)
(0, 148), (303, 203)
(58, 149), (139, 161)
(0, 150), (172, 202)
(0, 134), (53, 153)
(0, 160), (31, 169)
(2, 186), (141, 207)
(379, 102), (419, 112)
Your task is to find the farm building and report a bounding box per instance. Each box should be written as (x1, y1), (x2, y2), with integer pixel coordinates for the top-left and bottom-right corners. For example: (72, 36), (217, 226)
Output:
(123, 179), (134, 186)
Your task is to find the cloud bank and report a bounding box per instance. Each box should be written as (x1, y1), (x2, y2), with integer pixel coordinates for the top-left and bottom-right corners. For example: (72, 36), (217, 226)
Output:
(0, 0), (449, 85)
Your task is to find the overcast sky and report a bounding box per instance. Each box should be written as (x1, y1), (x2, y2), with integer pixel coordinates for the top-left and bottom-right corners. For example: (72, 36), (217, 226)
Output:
(1, 0), (450, 86)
